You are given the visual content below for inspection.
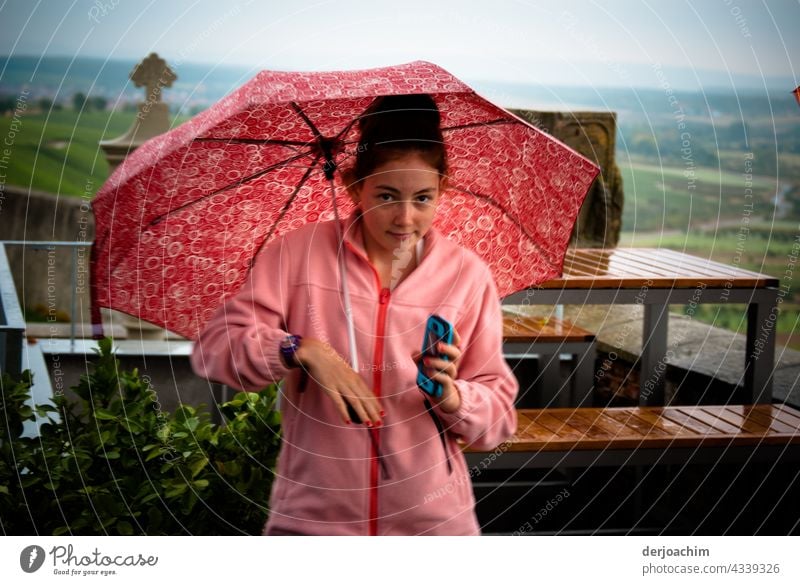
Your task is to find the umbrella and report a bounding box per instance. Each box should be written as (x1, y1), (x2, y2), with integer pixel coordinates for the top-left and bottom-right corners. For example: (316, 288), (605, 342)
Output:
(90, 60), (600, 342)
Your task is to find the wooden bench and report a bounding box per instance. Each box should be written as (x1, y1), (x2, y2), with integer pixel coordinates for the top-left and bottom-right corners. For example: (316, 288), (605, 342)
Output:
(502, 312), (596, 408)
(465, 404), (800, 469)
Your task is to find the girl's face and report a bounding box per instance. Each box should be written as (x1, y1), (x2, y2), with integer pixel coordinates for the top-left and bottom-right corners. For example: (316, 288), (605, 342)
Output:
(349, 152), (445, 264)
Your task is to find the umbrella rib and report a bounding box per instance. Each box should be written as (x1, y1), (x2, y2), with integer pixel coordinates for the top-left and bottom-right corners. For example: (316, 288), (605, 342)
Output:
(447, 184), (560, 270)
(251, 153), (322, 264)
(291, 102), (324, 139)
(146, 150), (312, 227)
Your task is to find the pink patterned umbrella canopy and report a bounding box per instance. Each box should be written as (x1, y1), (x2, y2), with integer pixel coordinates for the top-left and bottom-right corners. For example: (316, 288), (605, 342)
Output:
(91, 61), (599, 339)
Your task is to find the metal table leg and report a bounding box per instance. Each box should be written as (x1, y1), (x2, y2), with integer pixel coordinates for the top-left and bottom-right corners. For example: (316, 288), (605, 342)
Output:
(640, 303), (669, 405)
(538, 352), (564, 407)
(572, 339), (597, 407)
(746, 291), (778, 403)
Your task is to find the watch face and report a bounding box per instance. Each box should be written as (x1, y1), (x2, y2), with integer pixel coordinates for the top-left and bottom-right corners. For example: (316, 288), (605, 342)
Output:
(282, 335), (300, 351)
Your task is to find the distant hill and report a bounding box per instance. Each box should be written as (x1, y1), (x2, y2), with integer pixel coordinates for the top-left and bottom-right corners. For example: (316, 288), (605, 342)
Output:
(0, 55), (254, 110)
(2, 55), (797, 117)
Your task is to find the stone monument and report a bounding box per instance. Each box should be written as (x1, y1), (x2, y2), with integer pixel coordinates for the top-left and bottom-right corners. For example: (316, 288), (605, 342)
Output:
(510, 109), (624, 248)
(99, 53), (177, 339)
(100, 52), (176, 173)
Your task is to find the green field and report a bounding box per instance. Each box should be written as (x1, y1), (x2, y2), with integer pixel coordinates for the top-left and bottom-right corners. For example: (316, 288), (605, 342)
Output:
(0, 110), (187, 196)
(617, 156), (799, 350)
(619, 159), (780, 233)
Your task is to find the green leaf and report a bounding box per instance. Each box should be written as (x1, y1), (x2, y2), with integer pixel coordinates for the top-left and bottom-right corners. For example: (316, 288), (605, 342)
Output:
(140, 491), (162, 505)
(189, 457), (209, 479)
(164, 484), (188, 498)
(117, 520), (134, 535)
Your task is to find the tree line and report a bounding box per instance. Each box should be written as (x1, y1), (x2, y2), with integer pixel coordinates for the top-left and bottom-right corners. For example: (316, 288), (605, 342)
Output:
(0, 92), (108, 114)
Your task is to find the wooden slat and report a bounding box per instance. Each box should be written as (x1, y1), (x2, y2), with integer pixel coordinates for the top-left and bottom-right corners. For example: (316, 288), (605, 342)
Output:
(515, 412), (565, 442)
(657, 408), (720, 435)
(602, 409), (673, 438)
(620, 248), (738, 279)
(545, 248), (780, 289)
(772, 403), (800, 425)
(677, 406), (744, 435)
(621, 248), (741, 280)
(626, 249), (778, 286)
(558, 256), (603, 278)
(566, 250), (662, 279)
(502, 314), (594, 343)
(549, 409), (615, 440)
(594, 411), (650, 438)
(653, 248), (777, 280)
(736, 406), (800, 434)
(712, 407), (771, 435)
(624, 408), (703, 438)
(673, 405), (798, 436)
(574, 249), (695, 280)
(526, 410), (585, 440)
(468, 406), (800, 454)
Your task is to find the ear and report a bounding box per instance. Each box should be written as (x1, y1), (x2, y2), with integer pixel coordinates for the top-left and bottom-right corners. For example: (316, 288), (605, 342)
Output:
(346, 182), (362, 206)
(341, 168), (362, 206)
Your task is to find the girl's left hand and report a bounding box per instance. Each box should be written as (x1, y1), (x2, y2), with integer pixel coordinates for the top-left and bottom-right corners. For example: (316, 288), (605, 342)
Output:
(418, 329), (462, 413)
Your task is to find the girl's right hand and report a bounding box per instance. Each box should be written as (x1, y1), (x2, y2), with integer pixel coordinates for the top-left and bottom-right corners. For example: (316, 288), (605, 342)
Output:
(294, 338), (384, 426)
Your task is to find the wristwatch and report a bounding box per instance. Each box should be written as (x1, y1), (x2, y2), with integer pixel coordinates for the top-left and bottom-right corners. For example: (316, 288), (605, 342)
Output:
(279, 334), (303, 368)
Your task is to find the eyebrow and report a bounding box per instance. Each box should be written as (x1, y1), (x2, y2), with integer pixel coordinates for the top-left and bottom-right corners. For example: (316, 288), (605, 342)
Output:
(376, 185), (435, 195)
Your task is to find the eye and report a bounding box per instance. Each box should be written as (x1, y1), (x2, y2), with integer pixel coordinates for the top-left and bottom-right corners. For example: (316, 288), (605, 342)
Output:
(416, 195), (431, 204)
(378, 193), (394, 202)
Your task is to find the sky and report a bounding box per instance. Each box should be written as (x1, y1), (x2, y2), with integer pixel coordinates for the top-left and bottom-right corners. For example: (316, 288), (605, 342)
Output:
(0, 0), (798, 91)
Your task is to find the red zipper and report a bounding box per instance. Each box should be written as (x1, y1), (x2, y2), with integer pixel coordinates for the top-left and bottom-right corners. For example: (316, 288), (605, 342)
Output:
(370, 286), (390, 536)
(344, 241), (389, 536)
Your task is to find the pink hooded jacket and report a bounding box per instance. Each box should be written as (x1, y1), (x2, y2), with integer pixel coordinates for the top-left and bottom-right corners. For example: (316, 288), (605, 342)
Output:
(190, 212), (519, 535)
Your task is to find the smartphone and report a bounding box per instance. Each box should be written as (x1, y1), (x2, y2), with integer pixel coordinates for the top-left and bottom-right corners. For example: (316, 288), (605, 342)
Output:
(417, 314), (454, 399)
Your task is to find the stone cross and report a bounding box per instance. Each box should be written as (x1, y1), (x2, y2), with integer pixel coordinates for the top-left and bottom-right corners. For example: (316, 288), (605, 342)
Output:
(130, 52), (176, 104)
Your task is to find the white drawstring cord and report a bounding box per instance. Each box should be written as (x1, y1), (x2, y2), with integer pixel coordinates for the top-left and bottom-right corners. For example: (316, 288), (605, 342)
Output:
(328, 176), (359, 371)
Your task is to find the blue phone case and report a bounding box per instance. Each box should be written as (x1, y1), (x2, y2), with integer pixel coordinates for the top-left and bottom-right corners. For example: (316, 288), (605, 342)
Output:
(417, 314), (454, 398)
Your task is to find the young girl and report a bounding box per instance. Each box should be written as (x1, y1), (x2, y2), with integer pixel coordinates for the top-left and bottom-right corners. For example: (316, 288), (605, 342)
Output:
(190, 94), (518, 535)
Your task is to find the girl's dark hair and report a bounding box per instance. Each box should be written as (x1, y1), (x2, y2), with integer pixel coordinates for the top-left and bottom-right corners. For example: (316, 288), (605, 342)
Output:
(345, 94), (447, 185)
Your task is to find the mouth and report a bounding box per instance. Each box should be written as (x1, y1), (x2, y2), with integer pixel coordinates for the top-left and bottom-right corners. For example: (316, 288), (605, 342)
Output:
(387, 232), (415, 241)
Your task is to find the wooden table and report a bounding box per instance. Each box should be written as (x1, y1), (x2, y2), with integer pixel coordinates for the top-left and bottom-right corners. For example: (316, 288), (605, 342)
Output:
(502, 313), (596, 407)
(502, 248), (780, 405)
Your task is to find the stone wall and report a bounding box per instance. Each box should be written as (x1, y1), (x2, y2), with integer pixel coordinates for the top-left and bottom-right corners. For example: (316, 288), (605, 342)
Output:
(510, 109), (624, 248)
(0, 185), (94, 323)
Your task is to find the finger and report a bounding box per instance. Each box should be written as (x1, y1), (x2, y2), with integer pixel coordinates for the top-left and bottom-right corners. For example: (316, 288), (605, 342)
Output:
(424, 357), (457, 380)
(346, 394), (373, 427)
(427, 368), (454, 392)
(349, 376), (383, 424)
(327, 391), (354, 425)
(363, 395), (384, 426)
(452, 328), (461, 348)
(437, 342), (462, 362)
(355, 386), (384, 425)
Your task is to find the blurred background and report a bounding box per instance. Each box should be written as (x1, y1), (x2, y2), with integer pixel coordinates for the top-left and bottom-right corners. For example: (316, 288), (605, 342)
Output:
(1, 0), (798, 350)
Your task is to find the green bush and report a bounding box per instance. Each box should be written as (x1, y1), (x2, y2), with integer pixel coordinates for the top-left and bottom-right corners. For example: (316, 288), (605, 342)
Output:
(0, 338), (282, 535)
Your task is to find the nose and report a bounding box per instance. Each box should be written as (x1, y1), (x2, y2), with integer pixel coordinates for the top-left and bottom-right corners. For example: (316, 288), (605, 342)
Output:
(393, 201), (414, 226)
